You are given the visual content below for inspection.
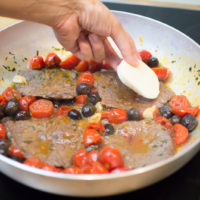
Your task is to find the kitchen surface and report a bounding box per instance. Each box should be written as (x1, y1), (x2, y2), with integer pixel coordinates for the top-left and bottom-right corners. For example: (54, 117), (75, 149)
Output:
(0, 1), (200, 200)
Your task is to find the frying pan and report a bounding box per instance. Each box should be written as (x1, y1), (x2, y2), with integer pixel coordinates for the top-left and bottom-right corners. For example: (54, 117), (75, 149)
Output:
(0, 11), (200, 197)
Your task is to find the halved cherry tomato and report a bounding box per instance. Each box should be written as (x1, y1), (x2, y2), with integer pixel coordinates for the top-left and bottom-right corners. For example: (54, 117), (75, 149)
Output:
(29, 99), (54, 118)
(89, 60), (101, 73)
(2, 87), (21, 102)
(77, 72), (94, 86)
(87, 150), (99, 164)
(154, 116), (173, 129)
(139, 50), (152, 64)
(40, 162), (58, 172)
(110, 167), (130, 173)
(88, 123), (105, 134)
(169, 95), (190, 108)
(24, 157), (41, 167)
(60, 55), (80, 69)
(76, 95), (87, 105)
(73, 149), (88, 167)
(151, 68), (169, 81)
(101, 60), (113, 70)
(45, 52), (61, 68)
(19, 96), (36, 111)
(100, 146), (124, 170)
(172, 106), (199, 117)
(56, 106), (72, 116)
(0, 95), (6, 107)
(29, 56), (45, 69)
(0, 123), (7, 139)
(9, 144), (24, 159)
(63, 166), (81, 174)
(86, 162), (108, 174)
(83, 128), (102, 147)
(173, 123), (189, 145)
(101, 108), (127, 124)
(75, 61), (89, 72)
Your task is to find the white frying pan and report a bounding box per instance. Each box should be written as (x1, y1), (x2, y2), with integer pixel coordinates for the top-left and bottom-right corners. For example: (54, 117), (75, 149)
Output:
(0, 11), (199, 197)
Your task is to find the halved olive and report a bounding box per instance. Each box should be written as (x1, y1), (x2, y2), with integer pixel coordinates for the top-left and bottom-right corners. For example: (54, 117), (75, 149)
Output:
(88, 92), (101, 105)
(127, 108), (141, 121)
(147, 57), (159, 68)
(159, 104), (173, 119)
(76, 83), (91, 95)
(5, 98), (19, 116)
(15, 111), (31, 121)
(81, 103), (96, 117)
(0, 139), (10, 156)
(181, 114), (198, 132)
(104, 124), (115, 135)
(86, 144), (100, 152)
(11, 155), (25, 163)
(68, 109), (82, 120)
(0, 105), (5, 119)
(171, 114), (181, 125)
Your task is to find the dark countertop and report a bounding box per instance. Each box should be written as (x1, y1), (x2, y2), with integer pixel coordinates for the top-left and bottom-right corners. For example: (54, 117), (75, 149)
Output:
(1, 2), (200, 200)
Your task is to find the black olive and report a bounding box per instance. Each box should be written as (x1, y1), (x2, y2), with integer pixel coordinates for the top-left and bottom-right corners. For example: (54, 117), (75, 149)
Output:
(127, 108), (141, 121)
(171, 114), (181, 125)
(76, 83), (91, 95)
(15, 111), (31, 121)
(0, 105), (5, 119)
(104, 124), (115, 135)
(88, 92), (101, 105)
(159, 104), (173, 119)
(11, 155), (24, 163)
(82, 103), (96, 117)
(181, 114), (198, 132)
(5, 98), (19, 116)
(0, 139), (10, 156)
(68, 109), (82, 120)
(85, 144), (100, 152)
(53, 98), (75, 109)
(147, 57), (159, 68)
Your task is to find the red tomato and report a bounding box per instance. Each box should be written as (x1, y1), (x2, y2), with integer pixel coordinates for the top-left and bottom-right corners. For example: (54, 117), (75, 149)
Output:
(29, 56), (45, 69)
(169, 95), (190, 108)
(154, 116), (173, 129)
(2, 87), (21, 102)
(76, 95), (87, 105)
(45, 52), (61, 67)
(0, 123), (7, 139)
(171, 106), (199, 117)
(75, 61), (89, 72)
(56, 106), (72, 116)
(60, 55), (80, 69)
(73, 149), (88, 167)
(0, 95), (6, 107)
(24, 157), (41, 168)
(77, 72), (94, 86)
(110, 167), (130, 173)
(101, 108), (127, 124)
(87, 150), (99, 164)
(88, 123), (105, 134)
(101, 60), (113, 70)
(100, 146), (124, 170)
(63, 166), (81, 174)
(139, 50), (152, 64)
(173, 123), (189, 145)
(151, 68), (169, 81)
(19, 96), (36, 111)
(40, 162), (58, 172)
(29, 99), (54, 118)
(89, 60), (101, 73)
(9, 144), (24, 159)
(83, 128), (102, 147)
(86, 162), (108, 174)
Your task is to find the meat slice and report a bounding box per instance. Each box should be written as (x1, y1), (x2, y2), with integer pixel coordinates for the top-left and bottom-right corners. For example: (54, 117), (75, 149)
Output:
(94, 71), (174, 110)
(103, 120), (174, 169)
(15, 69), (77, 99)
(3, 116), (87, 167)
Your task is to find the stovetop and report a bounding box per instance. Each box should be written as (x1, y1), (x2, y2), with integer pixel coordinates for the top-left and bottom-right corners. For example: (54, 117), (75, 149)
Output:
(1, 3), (200, 200)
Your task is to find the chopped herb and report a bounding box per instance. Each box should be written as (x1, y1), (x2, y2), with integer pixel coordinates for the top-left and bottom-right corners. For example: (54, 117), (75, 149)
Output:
(14, 61), (17, 64)
(152, 145), (158, 148)
(2, 65), (16, 72)
(196, 77), (198, 81)
(49, 143), (54, 151)
(194, 64), (196, 68)
(9, 51), (15, 55)
(158, 153), (163, 156)
(161, 140), (168, 144)
(36, 50), (39, 56)
(5, 57), (8, 61)
(24, 57), (28, 60)
(198, 81), (200, 85)
(102, 86), (106, 89)
(171, 60), (176, 64)
(189, 67), (192, 72)
(72, 123), (77, 131)
(24, 140), (32, 144)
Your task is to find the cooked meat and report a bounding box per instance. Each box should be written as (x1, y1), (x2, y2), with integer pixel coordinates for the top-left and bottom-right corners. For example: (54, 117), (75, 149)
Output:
(3, 116), (88, 167)
(94, 71), (174, 110)
(103, 120), (174, 168)
(15, 69), (77, 99)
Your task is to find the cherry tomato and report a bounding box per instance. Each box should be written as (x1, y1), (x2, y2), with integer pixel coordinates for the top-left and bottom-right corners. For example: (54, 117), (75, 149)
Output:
(169, 95), (190, 108)
(29, 56), (45, 69)
(77, 72), (94, 86)
(173, 123), (189, 145)
(86, 162), (108, 174)
(29, 99), (54, 118)
(9, 144), (24, 159)
(110, 167), (130, 173)
(0, 95), (7, 107)
(63, 166), (81, 174)
(89, 60), (101, 73)
(75, 61), (89, 72)
(19, 96), (36, 111)
(83, 128), (102, 147)
(24, 157), (41, 167)
(0, 123), (7, 139)
(139, 50), (152, 64)
(87, 150), (99, 164)
(151, 68), (169, 81)
(101, 60), (113, 70)
(40, 162), (59, 172)
(56, 106), (72, 116)
(154, 116), (173, 129)
(2, 87), (21, 102)
(73, 149), (88, 167)
(60, 55), (80, 69)
(88, 123), (105, 134)
(45, 52), (61, 67)
(101, 108), (127, 124)
(100, 146), (124, 170)
(76, 95), (87, 105)
(171, 106), (199, 117)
